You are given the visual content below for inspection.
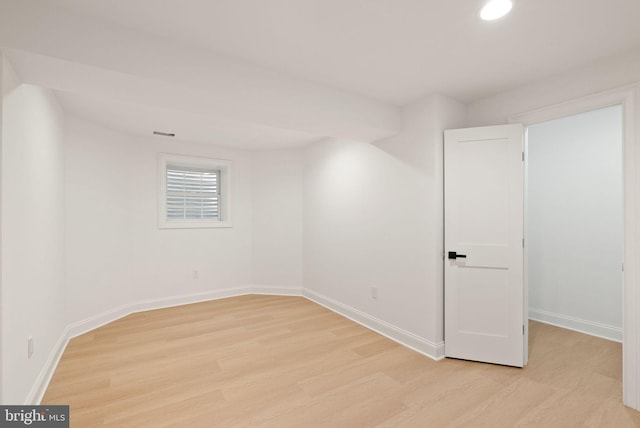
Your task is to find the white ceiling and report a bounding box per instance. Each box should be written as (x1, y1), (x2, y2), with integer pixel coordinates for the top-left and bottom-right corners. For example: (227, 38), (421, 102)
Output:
(4, 0), (640, 149)
(40, 0), (640, 104)
(55, 91), (321, 150)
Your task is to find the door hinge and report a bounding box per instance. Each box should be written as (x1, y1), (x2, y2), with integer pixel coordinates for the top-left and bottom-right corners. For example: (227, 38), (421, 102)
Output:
(522, 152), (525, 162)
(523, 325), (525, 335)
(522, 238), (525, 248)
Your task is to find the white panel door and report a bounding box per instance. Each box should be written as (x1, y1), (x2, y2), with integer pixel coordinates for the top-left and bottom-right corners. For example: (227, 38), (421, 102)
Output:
(444, 124), (525, 367)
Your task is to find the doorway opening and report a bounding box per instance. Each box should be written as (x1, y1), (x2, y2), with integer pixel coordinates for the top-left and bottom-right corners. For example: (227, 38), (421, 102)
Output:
(525, 104), (623, 341)
(524, 104), (624, 395)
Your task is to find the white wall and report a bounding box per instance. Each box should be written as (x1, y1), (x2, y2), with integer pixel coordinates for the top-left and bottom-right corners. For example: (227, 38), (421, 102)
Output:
(64, 116), (255, 326)
(64, 117), (134, 323)
(126, 136), (254, 304)
(251, 150), (303, 290)
(527, 105), (623, 340)
(303, 94), (466, 357)
(1, 63), (67, 403)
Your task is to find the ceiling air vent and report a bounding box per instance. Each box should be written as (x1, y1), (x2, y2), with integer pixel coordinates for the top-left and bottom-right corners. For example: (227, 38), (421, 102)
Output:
(153, 131), (175, 137)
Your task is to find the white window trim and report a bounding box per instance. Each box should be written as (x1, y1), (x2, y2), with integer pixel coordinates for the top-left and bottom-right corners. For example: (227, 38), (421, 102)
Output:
(158, 153), (232, 229)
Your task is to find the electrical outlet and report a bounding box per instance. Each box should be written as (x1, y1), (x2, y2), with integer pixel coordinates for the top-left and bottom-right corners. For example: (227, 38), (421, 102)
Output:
(371, 287), (378, 300)
(193, 270), (199, 279)
(27, 336), (33, 359)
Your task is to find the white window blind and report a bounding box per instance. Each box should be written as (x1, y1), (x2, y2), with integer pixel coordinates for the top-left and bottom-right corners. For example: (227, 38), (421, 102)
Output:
(166, 165), (220, 221)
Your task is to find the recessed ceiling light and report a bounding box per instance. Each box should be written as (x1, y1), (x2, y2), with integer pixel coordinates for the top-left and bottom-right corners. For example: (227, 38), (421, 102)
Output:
(480, 0), (513, 21)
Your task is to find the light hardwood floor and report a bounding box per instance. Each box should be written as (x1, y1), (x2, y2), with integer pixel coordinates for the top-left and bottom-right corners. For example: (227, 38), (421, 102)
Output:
(43, 295), (640, 427)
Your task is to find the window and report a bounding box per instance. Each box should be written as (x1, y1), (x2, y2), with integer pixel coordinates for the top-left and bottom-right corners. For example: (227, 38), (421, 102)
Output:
(166, 166), (219, 220)
(158, 153), (231, 229)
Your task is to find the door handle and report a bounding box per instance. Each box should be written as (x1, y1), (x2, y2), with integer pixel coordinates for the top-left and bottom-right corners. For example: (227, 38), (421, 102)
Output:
(448, 251), (467, 260)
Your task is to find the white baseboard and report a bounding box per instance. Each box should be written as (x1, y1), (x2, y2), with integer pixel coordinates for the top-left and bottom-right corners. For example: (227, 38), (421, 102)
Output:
(303, 289), (444, 361)
(25, 330), (69, 405)
(529, 308), (622, 342)
(67, 286), (254, 339)
(127, 287), (256, 322)
(251, 285), (303, 296)
(66, 302), (135, 340)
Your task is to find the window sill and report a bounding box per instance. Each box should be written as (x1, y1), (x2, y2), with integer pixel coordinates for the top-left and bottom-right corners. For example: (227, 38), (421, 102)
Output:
(158, 221), (233, 230)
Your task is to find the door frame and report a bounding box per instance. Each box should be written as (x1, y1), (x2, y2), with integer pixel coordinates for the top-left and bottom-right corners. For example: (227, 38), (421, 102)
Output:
(509, 84), (640, 409)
